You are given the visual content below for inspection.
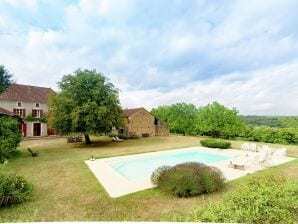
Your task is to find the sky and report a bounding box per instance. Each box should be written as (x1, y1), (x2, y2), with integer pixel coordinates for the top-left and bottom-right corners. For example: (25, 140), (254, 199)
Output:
(0, 0), (298, 115)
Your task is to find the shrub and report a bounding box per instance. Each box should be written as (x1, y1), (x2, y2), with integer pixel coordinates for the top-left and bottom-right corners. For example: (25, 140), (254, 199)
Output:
(154, 162), (225, 197)
(117, 134), (130, 140)
(0, 117), (22, 163)
(200, 139), (231, 149)
(151, 165), (171, 185)
(192, 175), (298, 223)
(0, 172), (33, 207)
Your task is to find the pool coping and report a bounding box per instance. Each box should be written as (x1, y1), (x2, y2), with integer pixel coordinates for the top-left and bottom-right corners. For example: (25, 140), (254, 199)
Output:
(85, 146), (295, 198)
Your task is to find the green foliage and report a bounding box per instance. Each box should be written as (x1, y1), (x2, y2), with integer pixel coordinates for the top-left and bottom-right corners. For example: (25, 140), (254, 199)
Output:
(279, 116), (298, 128)
(48, 69), (123, 144)
(0, 117), (22, 163)
(151, 103), (198, 135)
(247, 126), (298, 145)
(196, 102), (247, 139)
(200, 139), (231, 149)
(240, 115), (298, 128)
(151, 165), (171, 185)
(24, 115), (47, 123)
(193, 175), (298, 223)
(0, 172), (33, 207)
(240, 115), (284, 127)
(154, 162), (225, 197)
(0, 65), (13, 93)
(116, 134), (130, 140)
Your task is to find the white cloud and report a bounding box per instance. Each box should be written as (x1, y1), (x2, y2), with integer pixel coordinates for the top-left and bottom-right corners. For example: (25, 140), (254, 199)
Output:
(120, 60), (298, 115)
(1, 0), (298, 115)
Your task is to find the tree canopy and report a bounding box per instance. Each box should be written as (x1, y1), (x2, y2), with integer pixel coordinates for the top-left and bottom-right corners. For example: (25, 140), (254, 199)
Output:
(48, 69), (123, 144)
(0, 65), (13, 93)
(196, 102), (247, 138)
(151, 103), (198, 135)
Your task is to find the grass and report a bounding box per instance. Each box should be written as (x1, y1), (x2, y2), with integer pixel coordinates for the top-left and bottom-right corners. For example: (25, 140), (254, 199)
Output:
(0, 135), (297, 221)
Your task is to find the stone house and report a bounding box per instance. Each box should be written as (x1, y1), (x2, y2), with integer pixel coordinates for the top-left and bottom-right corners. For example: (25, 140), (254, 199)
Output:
(121, 107), (169, 137)
(0, 84), (55, 137)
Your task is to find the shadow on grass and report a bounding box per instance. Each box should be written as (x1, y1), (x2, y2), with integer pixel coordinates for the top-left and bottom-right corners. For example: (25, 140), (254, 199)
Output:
(75, 139), (116, 148)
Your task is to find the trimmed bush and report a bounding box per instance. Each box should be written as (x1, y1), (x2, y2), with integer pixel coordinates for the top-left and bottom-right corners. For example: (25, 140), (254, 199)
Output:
(0, 172), (33, 207)
(153, 162), (225, 197)
(192, 175), (298, 223)
(0, 117), (22, 163)
(151, 165), (171, 185)
(200, 139), (231, 149)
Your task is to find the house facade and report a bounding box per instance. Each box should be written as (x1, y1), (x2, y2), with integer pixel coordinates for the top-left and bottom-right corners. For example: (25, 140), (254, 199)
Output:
(0, 84), (55, 137)
(122, 107), (169, 137)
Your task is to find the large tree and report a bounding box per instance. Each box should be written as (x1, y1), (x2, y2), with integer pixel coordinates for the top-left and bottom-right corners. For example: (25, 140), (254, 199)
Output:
(152, 103), (198, 135)
(0, 65), (13, 93)
(48, 69), (123, 144)
(196, 102), (247, 139)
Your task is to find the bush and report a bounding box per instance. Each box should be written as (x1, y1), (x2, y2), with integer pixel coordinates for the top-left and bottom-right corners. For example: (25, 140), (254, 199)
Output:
(0, 117), (22, 163)
(200, 139), (231, 149)
(117, 134), (130, 140)
(154, 162), (225, 197)
(151, 165), (171, 185)
(0, 172), (33, 207)
(192, 175), (298, 223)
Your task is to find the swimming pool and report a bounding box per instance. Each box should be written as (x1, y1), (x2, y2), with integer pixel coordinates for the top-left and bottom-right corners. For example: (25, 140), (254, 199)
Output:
(107, 149), (231, 181)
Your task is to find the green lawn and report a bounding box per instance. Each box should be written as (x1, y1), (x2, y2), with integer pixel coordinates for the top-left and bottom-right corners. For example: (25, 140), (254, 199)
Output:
(0, 135), (297, 222)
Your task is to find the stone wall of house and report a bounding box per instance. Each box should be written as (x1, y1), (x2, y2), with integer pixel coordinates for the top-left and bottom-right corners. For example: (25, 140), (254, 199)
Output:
(125, 109), (155, 136)
(155, 124), (170, 136)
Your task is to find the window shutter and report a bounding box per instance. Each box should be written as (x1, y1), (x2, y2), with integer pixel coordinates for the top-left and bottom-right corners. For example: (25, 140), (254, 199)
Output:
(13, 108), (17, 115)
(23, 109), (26, 117)
(40, 110), (43, 117)
(32, 109), (35, 117)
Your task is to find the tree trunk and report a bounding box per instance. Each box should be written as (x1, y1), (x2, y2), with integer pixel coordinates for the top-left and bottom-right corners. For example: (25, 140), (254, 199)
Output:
(84, 133), (91, 144)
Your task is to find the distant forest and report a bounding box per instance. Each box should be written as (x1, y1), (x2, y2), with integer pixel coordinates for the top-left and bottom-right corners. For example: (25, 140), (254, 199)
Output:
(239, 115), (298, 128)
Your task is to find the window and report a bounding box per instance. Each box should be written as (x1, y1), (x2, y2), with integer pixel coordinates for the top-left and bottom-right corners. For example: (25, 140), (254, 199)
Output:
(15, 109), (23, 117)
(36, 103), (40, 107)
(32, 109), (41, 118)
(17, 102), (22, 107)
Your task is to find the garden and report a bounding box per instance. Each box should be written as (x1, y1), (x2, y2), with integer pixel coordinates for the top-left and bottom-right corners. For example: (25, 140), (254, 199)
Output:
(0, 135), (297, 222)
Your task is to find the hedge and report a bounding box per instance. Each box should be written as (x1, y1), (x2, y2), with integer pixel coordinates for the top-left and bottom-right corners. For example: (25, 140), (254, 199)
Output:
(200, 139), (231, 149)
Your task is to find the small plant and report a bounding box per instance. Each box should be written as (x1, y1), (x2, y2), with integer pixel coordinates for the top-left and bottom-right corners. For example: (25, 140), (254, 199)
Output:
(0, 172), (33, 207)
(153, 162), (225, 197)
(200, 139), (231, 149)
(24, 115), (47, 123)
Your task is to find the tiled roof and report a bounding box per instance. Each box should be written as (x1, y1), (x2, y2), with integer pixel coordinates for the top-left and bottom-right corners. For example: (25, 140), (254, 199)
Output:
(0, 107), (15, 116)
(0, 84), (55, 103)
(123, 108), (145, 118)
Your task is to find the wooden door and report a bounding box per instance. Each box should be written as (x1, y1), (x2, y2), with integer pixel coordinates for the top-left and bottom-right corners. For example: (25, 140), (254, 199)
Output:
(33, 123), (41, 136)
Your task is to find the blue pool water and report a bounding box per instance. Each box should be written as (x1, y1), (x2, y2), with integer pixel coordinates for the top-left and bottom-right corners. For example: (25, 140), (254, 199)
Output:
(107, 149), (231, 181)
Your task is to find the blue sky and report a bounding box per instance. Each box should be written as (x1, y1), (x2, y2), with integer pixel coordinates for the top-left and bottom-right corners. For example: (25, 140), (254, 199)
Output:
(0, 0), (298, 115)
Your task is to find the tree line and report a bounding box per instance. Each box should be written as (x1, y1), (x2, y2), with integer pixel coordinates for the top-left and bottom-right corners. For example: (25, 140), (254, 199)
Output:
(239, 115), (298, 128)
(151, 102), (298, 145)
